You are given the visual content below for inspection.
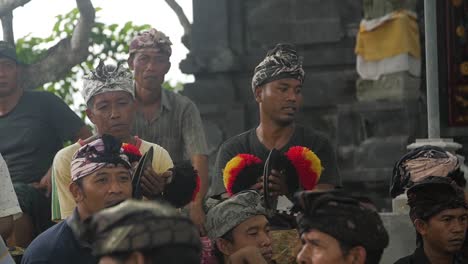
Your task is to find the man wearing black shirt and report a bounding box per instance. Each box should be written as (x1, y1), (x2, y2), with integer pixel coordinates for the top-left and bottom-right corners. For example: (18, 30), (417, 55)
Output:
(210, 43), (341, 198)
(0, 41), (91, 246)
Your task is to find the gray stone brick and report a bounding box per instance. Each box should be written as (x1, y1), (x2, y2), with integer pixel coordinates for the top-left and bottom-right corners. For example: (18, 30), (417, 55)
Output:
(356, 72), (421, 102)
(301, 69), (356, 107)
(379, 213), (416, 264)
(354, 136), (409, 169)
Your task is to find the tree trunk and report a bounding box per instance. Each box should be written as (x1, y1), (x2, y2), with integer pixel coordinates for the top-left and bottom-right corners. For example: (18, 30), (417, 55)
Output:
(19, 0), (96, 90)
(164, 0), (191, 49)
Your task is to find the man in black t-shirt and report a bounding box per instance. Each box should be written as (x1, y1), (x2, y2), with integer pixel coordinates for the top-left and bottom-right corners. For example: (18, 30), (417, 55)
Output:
(0, 41), (91, 246)
(210, 43), (341, 199)
(394, 177), (468, 264)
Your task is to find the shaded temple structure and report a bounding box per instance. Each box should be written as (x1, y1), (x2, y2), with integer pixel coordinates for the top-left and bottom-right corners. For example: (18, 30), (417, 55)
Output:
(180, 0), (428, 210)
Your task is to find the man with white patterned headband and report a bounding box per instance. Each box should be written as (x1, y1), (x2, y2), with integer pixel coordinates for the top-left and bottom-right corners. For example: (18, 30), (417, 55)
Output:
(51, 62), (174, 222)
(22, 135), (134, 264)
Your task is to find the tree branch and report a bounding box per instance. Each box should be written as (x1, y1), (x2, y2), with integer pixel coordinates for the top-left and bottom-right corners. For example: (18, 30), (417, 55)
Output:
(0, 0), (31, 17)
(0, 11), (14, 45)
(164, 0), (191, 49)
(21, 0), (95, 90)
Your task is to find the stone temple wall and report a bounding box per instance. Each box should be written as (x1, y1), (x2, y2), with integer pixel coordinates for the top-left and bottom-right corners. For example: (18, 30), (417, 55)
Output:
(176, 1), (468, 262)
(180, 0), (426, 211)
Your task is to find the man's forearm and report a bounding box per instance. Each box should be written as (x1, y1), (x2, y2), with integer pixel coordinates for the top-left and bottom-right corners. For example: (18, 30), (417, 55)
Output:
(74, 126), (93, 141)
(0, 215), (13, 239)
(191, 154), (209, 203)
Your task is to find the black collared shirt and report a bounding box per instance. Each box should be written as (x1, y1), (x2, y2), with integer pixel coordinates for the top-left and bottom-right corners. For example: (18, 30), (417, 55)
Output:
(394, 247), (466, 264)
(21, 209), (97, 264)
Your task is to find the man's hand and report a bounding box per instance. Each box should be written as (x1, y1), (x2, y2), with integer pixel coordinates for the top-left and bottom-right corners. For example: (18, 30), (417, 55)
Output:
(190, 202), (206, 236)
(229, 246), (268, 264)
(266, 169), (288, 198)
(251, 170), (288, 199)
(31, 169), (52, 197)
(140, 167), (172, 198)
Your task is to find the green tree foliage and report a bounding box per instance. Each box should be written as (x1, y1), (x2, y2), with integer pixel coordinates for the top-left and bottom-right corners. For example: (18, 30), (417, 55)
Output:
(15, 7), (184, 121)
(15, 7), (151, 118)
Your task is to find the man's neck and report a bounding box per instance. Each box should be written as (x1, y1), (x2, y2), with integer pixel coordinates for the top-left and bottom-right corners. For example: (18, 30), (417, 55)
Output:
(0, 88), (22, 116)
(135, 84), (162, 122)
(256, 120), (295, 150)
(423, 243), (454, 264)
(121, 135), (136, 145)
(93, 133), (136, 145)
(135, 84), (162, 106)
(76, 206), (90, 222)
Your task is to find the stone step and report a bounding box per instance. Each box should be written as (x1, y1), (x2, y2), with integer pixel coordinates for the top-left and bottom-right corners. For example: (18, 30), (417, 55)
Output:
(337, 100), (425, 146)
(379, 213), (416, 264)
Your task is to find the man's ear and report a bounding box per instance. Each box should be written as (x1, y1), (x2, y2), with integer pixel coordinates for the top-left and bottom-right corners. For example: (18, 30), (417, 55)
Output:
(127, 251), (145, 264)
(127, 55), (135, 71)
(164, 61), (171, 75)
(254, 85), (263, 103)
(86, 108), (95, 124)
(216, 238), (234, 256)
(414, 219), (428, 236)
(69, 182), (85, 203)
(345, 246), (367, 264)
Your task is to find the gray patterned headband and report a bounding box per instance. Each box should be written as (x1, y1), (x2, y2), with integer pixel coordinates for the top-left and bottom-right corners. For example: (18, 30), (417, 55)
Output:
(251, 43), (305, 93)
(205, 190), (266, 239)
(82, 61), (134, 104)
(81, 199), (201, 256)
(129, 28), (172, 57)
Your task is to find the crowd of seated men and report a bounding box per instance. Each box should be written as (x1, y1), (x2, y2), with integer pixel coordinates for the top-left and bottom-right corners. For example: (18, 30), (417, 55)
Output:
(0, 28), (467, 264)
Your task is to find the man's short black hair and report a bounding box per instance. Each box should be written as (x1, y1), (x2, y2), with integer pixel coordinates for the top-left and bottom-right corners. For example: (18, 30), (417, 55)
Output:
(338, 241), (384, 264)
(106, 246), (200, 264)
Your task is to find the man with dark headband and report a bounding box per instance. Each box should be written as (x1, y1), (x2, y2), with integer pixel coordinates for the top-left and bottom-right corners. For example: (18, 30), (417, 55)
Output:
(81, 199), (201, 264)
(51, 62), (173, 221)
(22, 135), (134, 264)
(205, 190), (274, 264)
(394, 176), (468, 264)
(128, 28), (209, 234)
(211, 43), (341, 210)
(294, 191), (389, 264)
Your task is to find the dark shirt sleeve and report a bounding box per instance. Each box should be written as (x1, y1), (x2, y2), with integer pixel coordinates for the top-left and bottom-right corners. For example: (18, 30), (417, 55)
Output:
(312, 134), (341, 187)
(43, 92), (85, 142)
(210, 141), (238, 197)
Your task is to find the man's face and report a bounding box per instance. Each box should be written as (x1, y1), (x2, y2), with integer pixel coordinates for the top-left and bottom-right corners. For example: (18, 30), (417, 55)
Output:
(128, 48), (170, 91)
(0, 57), (18, 97)
(226, 215), (273, 263)
(73, 165), (132, 217)
(87, 91), (135, 140)
(99, 253), (143, 264)
(255, 78), (303, 126)
(297, 229), (355, 264)
(419, 208), (468, 254)
(98, 256), (121, 264)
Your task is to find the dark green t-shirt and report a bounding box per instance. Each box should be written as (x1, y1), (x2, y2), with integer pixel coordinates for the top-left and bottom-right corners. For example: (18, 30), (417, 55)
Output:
(210, 125), (341, 196)
(0, 91), (84, 183)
